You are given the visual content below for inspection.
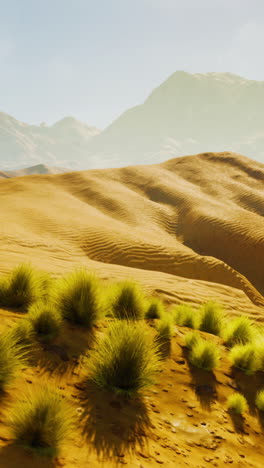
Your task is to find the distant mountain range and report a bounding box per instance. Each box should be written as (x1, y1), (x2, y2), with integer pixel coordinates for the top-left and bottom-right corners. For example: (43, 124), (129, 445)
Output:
(0, 114), (99, 171)
(0, 164), (69, 179)
(1, 71), (264, 172)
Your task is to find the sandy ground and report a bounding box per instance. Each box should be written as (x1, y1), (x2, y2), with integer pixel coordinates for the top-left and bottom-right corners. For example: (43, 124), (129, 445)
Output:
(0, 313), (263, 468)
(0, 151), (264, 466)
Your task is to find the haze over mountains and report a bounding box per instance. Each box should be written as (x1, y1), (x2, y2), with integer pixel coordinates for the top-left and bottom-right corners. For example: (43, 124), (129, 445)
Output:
(0, 114), (100, 171)
(0, 164), (69, 179)
(1, 71), (264, 172)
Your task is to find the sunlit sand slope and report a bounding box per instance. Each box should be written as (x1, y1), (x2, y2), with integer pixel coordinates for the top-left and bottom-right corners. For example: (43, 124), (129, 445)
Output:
(1, 151), (264, 317)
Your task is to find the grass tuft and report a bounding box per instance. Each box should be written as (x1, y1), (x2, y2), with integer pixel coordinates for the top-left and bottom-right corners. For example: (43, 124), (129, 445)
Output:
(184, 331), (201, 350)
(53, 269), (102, 328)
(0, 264), (51, 310)
(0, 276), (9, 305)
(7, 320), (35, 348)
(28, 302), (62, 343)
(256, 339), (264, 372)
(198, 301), (224, 336)
(227, 393), (248, 415)
(256, 390), (264, 412)
(224, 316), (255, 348)
(156, 316), (173, 343)
(89, 320), (160, 396)
(110, 280), (146, 320)
(145, 297), (164, 319)
(173, 304), (197, 329)
(9, 385), (74, 457)
(0, 332), (28, 391)
(229, 343), (258, 374)
(189, 338), (220, 371)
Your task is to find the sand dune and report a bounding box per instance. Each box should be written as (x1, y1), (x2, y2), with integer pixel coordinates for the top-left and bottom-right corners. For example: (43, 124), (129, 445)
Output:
(0, 151), (264, 318)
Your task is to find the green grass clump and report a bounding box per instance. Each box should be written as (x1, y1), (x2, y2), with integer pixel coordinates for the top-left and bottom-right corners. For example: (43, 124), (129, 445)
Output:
(145, 297), (164, 319)
(189, 338), (220, 371)
(0, 332), (27, 391)
(53, 269), (102, 328)
(198, 301), (224, 336)
(28, 302), (62, 343)
(9, 386), (74, 457)
(256, 390), (264, 412)
(0, 264), (51, 310)
(156, 316), (173, 342)
(184, 331), (201, 350)
(224, 316), (255, 348)
(173, 304), (197, 329)
(89, 321), (160, 396)
(229, 343), (258, 374)
(0, 276), (9, 305)
(227, 393), (248, 415)
(256, 340), (264, 372)
(7, 320), (35, 348)
(110, 280), (146, 320)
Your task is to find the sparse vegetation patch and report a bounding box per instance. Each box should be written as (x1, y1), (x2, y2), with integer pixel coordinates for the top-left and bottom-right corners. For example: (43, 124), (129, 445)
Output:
(145, 297), (164, 319)
(28, 301), (62, 342)
(173, 304), (197, 329)
(189, 338), (220, 371)
(184, 331), (201, 350)
(0, 332), (28, 391)
(9, 385), (74, 457)
(89, 320), (160, 395)
(227, 393), (248, 415)
(256, 390), (264, 412)
(53, 269), (102, 328)
(110, 280), (146, 320)
(224, 316), (255, 348)
(229, 343), (258, 374)
(0, 264), (51, 310)
(198, 301), (224, 336)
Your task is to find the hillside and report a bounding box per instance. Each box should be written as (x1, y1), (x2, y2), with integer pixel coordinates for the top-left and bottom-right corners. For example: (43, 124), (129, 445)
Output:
(0, 151), (264, 317)
(0, 113), (100, 171)
(86, 72), (264, 168)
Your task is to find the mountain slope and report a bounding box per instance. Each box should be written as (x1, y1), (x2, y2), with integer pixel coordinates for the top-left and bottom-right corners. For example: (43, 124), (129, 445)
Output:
(86, 72), (264, 167)
(0, 151), (264, 318)
(2, 72), (264, 171)
(0, 113), (100, 170)
(0, 163), (70, 179)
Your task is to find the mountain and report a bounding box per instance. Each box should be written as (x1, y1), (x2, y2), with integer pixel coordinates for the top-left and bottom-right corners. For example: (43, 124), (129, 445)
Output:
(0, 163), (70, 179)
(85, 71), (264, 168)
(0, 113), (100, 170)
(2, 72), (264, 171)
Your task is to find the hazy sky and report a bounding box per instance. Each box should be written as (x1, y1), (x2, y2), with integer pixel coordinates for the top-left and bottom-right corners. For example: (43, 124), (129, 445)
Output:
(1, 0), (264, 128)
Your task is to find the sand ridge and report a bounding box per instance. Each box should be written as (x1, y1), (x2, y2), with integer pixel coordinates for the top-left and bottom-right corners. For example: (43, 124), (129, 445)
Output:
(0, 151), (264, 318)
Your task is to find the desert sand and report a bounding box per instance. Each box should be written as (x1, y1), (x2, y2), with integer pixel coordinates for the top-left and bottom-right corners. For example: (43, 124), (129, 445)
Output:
(0, 151), (264, 467)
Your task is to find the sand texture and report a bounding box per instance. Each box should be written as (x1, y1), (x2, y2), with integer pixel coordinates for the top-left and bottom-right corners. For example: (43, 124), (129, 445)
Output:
(1, 151), (264, 316)
(0, 151), (264, 467)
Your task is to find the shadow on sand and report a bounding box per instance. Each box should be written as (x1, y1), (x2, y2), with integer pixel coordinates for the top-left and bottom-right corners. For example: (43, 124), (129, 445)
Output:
(31, 325), (96, 376)
(228, 410), (247, 434)
(182, 347), (218, 411)
(0, 445), (57, 468)
(78, 381), (152, 462)
(231, 369), (264, 416)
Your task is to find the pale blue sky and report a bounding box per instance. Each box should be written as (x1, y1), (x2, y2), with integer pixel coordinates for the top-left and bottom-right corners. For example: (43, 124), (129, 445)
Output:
(1, 0), (263, 128)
